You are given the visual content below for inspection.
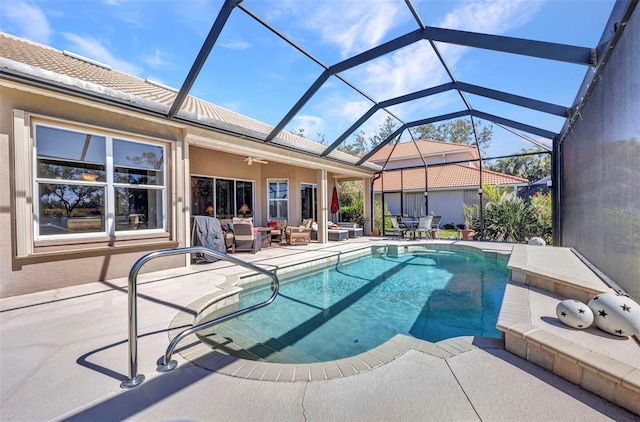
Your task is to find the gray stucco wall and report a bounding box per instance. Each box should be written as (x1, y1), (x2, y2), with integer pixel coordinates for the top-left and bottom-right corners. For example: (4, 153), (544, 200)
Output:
(560, 6), (640, 300)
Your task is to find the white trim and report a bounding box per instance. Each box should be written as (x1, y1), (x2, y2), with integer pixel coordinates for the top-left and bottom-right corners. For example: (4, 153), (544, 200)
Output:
(15, 111), (172, 253)
(13, 110), (33, 257)
(266, 178), (289, 221)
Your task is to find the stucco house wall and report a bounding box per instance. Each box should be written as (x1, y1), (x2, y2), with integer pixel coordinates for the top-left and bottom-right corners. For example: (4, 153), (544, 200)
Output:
(1, 69), (371, 298)
(1, 83), (186, 298)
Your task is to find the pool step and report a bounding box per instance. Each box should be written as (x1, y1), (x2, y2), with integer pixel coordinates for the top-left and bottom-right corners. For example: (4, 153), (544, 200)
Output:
(197, 319), (319, 364)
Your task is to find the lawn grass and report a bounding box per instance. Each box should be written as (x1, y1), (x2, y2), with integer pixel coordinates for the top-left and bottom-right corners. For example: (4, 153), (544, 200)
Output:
(409, 228), (460, 239)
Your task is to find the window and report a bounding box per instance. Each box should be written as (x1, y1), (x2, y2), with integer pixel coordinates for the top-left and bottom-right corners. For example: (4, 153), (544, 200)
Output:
(35, 124), (166, 238)
(268, 179), (288, 220)
(191, 176), (254, 219)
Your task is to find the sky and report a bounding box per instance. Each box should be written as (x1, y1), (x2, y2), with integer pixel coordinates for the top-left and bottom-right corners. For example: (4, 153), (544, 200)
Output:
(0, 0), (616, 159)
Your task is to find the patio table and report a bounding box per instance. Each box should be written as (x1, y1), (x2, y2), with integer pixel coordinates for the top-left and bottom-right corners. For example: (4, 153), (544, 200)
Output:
(257, 227), (272, 248)
(400, 217), (418, 239)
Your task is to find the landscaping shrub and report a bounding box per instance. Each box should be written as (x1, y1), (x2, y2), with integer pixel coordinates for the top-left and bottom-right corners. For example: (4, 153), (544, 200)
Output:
(529, 191), (552, 244)
(339, 203), (364, 227)
(373, 200), (392, 231)
(481, 197), (537, 242)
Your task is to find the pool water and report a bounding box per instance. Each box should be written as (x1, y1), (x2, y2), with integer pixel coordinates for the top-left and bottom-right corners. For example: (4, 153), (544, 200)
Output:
(198, 249), (509, 363)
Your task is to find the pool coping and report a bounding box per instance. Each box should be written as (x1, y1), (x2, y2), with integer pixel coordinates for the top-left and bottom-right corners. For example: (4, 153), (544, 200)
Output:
(499, 244), (640, 415)
(168, 243), (509, 382)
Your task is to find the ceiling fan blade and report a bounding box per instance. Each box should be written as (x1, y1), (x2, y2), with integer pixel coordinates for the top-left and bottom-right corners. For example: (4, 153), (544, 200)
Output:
(244, 157), (268, 165)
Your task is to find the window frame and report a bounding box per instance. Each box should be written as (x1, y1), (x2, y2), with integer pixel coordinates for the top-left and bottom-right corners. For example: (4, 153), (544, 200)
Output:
(190, 175), (255, 219)
(267, 178), (289, 221)
(13, 111), (172, 257)
(33, 123), (167, 240)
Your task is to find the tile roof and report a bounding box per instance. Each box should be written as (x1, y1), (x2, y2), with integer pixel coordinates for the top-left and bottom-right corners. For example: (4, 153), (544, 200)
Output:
(368, 139), (479, 162)
(373, 163), (528, 191)
(0, 32), (374, 170)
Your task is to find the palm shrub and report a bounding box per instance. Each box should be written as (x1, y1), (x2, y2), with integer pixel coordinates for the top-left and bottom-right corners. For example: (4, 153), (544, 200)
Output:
(482, 197), (537, 242)
(481, 183), (511, 206)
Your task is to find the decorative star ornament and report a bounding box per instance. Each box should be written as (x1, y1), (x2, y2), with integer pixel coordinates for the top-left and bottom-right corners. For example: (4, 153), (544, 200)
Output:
(620, 303), (631, 312)
(561, 311), (567, 317)
(578, 308), (586, 314)
(598, 309), (608, 318)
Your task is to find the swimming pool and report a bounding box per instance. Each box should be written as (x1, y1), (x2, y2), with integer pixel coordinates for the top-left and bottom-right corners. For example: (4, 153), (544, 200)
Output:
(198, 248), (508, 363)
(196, 247), (509, 363)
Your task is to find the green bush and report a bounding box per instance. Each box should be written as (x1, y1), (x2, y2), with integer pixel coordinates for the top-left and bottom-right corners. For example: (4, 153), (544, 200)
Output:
(373, 200), (392, 231)
(481, 197), (537, 242)
(339, 203), (364, 227)
(529, 191), (552, 244)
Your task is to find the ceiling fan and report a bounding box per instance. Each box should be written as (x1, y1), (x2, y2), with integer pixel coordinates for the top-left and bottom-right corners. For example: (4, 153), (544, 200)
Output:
(244, 156), (268, 165)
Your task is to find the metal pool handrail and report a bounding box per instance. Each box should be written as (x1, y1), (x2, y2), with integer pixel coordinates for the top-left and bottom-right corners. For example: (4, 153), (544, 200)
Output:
(120, 246), (279, 389)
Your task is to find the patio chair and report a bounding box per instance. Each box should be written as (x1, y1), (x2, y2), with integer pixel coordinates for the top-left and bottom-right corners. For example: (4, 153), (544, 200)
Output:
(430, 215), (442, 239)
(191, 216), (227, 262)
(285, 218), (313, 245)
(389, 216), (407, 240)
(414, 215), (434, 240)
(232, 217), (261, 253)
(268, 218), (288, 244)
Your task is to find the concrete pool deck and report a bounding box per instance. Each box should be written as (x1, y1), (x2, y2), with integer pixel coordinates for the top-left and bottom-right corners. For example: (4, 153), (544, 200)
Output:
(1, 238), (638, 421)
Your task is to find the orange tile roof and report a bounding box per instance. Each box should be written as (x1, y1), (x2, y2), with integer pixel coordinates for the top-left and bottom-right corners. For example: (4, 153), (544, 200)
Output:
(373, 163), (528, 191)
(368, 139), (479, 162)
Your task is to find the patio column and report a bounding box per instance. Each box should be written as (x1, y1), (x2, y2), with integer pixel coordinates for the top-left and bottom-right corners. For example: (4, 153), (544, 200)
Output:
(317, 169), (328, 243)
(363, 177), (372, 235)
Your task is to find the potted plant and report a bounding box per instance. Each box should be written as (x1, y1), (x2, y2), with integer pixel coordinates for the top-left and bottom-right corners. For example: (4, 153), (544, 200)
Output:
(461, 204), (478, 240)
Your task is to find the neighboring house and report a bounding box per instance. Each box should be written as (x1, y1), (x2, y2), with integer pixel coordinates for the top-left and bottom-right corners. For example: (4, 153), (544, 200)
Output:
(369, 139), (528, 227)
(0, 32), (377, 297)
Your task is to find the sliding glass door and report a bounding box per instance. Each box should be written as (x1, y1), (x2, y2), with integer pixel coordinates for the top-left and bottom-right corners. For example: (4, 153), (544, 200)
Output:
(301, 183), (317, 221)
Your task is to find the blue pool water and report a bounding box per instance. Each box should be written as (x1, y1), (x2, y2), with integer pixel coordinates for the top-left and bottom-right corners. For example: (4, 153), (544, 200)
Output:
(200, 249), (509, 363)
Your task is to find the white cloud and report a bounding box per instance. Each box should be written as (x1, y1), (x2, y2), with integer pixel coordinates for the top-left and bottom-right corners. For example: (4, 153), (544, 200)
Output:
(291, 115), (325, 139)
(1, 2), (52, 44)
(304, 1), (407, 58)
(61, 33), (142, 76)
(143, 49), (172, 69)
(439, 0), (543, 33)
(340, 0), (542, 114)
(220, 40), (251, 50)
